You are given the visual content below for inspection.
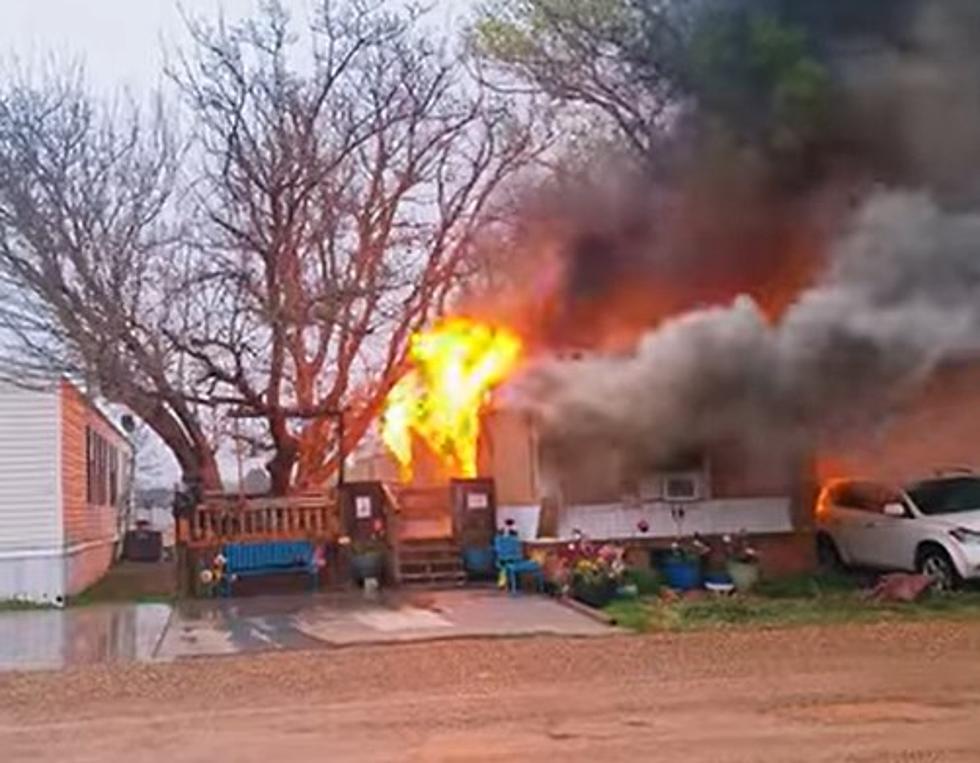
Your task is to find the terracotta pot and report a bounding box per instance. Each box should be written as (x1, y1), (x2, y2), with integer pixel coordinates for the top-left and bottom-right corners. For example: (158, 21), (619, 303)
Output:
(726, 560), (760, 592)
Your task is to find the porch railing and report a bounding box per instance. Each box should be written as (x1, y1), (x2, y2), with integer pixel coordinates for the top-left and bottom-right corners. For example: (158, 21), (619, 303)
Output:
(179, 492), (341, 549)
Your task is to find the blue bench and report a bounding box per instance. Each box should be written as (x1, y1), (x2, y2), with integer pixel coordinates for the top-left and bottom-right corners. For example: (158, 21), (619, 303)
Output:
(221, 541), (319, 596)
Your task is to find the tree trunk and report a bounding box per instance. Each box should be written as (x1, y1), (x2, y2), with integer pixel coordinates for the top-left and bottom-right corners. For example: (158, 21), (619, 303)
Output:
(267, 446), (297, 496)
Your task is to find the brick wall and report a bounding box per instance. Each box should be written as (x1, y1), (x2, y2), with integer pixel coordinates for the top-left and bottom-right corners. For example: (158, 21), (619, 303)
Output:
(619, 531), (817, 578)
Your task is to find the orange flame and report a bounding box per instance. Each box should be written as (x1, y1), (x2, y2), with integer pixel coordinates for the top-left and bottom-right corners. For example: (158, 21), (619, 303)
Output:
(382, 317), (523, 480)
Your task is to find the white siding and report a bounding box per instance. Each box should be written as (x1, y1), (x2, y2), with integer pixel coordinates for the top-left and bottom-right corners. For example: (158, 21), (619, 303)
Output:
(0, 382), (61, 551)
(0, 381), (63, 602)
(557, 498), (794, 541)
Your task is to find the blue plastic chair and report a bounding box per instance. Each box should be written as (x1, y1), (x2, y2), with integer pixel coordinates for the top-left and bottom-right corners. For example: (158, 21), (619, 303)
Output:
(493, 534), (543, 594)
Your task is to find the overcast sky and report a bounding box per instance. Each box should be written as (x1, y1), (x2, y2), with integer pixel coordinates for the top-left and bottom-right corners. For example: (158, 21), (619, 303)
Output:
(0, 0), (469, 93)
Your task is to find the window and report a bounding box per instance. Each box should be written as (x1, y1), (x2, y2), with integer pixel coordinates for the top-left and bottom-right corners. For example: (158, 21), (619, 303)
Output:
(86, 427), (120, 507)
(908, 477), (980, 516)
(830, 481), (900, 513)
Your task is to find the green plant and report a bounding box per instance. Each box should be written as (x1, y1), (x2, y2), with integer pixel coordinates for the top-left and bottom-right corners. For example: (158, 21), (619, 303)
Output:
(351, 518), (388, 556)
(622, 567), (661, 595)
(571, 543), (626, 587)
(351, 536), (387, 555)
(722, 530), (759, 565)
(666, 535), (710, 563)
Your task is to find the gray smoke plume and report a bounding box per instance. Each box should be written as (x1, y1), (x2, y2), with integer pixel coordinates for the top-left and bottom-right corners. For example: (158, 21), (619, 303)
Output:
(525, 191), (980, 469)
(516, 1), (980, 472)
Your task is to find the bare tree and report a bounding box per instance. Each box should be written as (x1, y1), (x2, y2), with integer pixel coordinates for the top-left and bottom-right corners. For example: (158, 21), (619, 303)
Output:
(0, 68), (223, 491)
(170, 1), (538, 493)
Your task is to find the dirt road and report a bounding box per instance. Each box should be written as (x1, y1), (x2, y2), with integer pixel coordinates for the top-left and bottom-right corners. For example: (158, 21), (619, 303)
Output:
(3, 621), (980, 762)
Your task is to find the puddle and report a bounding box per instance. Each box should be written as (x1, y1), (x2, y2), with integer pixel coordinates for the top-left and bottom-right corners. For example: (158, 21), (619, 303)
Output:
(0, 604), (171, 671)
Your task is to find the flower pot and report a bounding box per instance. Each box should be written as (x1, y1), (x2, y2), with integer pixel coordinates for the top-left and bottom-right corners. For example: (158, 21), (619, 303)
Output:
(726, 560), (760, 592)
(351, 550), (385, 582)
(462, 546), (495, 576)
(661, 558), (702, 591)
(572, 577), (618, 608)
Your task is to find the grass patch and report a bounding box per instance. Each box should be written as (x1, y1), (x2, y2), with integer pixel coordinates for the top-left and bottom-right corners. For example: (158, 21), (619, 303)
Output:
(0, 599), (57, 612)
(622, 567), (661, 596)
(753, 571), (860, 599)
(66, 559), (176, 607)
(604, 580), (980, 634)
(605, 598), (656, 631)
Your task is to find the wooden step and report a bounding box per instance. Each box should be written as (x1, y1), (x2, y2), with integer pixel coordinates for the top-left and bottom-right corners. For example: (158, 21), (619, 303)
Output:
(399, 552), (462, 566)
(397, 538), (466, 586)
(399, 570), (467, 586)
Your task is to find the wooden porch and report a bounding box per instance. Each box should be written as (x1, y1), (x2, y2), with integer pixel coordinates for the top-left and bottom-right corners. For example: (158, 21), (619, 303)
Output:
(178, 492), (342, 550)
(174, 479), (498, 595)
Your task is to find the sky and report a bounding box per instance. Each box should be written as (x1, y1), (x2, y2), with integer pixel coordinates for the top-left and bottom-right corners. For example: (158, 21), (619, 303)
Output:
(0, 0), (473, 488)
(0, 0), (469, 93)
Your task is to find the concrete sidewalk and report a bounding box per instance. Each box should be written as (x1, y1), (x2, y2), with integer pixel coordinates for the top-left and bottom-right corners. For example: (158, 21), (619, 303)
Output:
(158, 589), (612, 658)
(0, 589), (612, 671)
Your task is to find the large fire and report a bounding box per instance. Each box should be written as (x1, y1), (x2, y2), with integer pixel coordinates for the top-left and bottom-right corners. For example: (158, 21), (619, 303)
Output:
(382, 317), (523, 480)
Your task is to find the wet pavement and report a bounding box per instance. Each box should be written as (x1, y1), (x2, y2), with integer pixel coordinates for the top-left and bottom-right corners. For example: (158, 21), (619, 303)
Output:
(0, 604), (171, 671)
(0, 590), (611, 671)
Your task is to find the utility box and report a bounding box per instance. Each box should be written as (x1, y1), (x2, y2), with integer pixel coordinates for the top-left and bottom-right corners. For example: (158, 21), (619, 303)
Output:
(339, 481), (388, 541)
(123, 526), (163, 562)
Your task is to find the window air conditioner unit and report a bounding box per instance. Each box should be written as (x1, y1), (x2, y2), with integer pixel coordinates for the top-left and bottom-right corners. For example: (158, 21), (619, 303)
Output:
(663, 472), (703, 501)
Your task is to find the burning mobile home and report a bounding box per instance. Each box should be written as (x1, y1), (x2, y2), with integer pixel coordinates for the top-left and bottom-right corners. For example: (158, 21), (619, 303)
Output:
(349, 323), (816, 578)
(351, 191), (980, 579)
(348, 1), (980, 579)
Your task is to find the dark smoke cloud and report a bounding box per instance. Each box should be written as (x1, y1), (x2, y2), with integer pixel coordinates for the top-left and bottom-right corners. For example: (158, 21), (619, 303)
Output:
(530, 0), (980, 348)
(526, 192), (980, 469)
(514, 1), (980, 473)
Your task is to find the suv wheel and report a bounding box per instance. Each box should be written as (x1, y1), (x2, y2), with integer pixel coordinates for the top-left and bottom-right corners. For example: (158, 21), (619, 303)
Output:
(916, 545), (960, 591)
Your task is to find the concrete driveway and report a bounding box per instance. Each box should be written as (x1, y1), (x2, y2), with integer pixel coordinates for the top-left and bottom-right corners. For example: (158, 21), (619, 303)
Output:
(0, 589), (611, 671)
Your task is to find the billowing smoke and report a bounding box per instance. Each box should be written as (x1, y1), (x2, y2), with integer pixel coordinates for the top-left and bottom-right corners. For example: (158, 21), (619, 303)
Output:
(513, 1), (980, 473)
(525, 192), (980, 470)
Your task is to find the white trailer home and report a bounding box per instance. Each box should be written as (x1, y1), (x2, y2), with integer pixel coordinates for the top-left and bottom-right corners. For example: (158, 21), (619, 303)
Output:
(0, 379), (132, 604)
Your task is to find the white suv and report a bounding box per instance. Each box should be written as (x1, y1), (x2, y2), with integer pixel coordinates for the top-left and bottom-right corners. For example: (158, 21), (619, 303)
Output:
(815, 475), (980, 589)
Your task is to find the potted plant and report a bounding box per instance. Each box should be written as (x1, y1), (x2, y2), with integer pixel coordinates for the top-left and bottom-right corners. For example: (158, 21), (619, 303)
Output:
(724, 530), (760, 592)
(350, 521), (387, 582)
(661, 535), (709, 591)
(570, 542), (625, 608)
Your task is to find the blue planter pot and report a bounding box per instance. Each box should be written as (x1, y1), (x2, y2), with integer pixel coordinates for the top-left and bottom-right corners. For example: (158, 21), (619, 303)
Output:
(462, 546), (495, 576)
(662, 558), (702, 591)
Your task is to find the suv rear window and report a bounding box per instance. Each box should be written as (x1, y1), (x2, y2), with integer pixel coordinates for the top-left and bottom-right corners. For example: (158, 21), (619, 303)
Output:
(907, 477), (980, 515)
